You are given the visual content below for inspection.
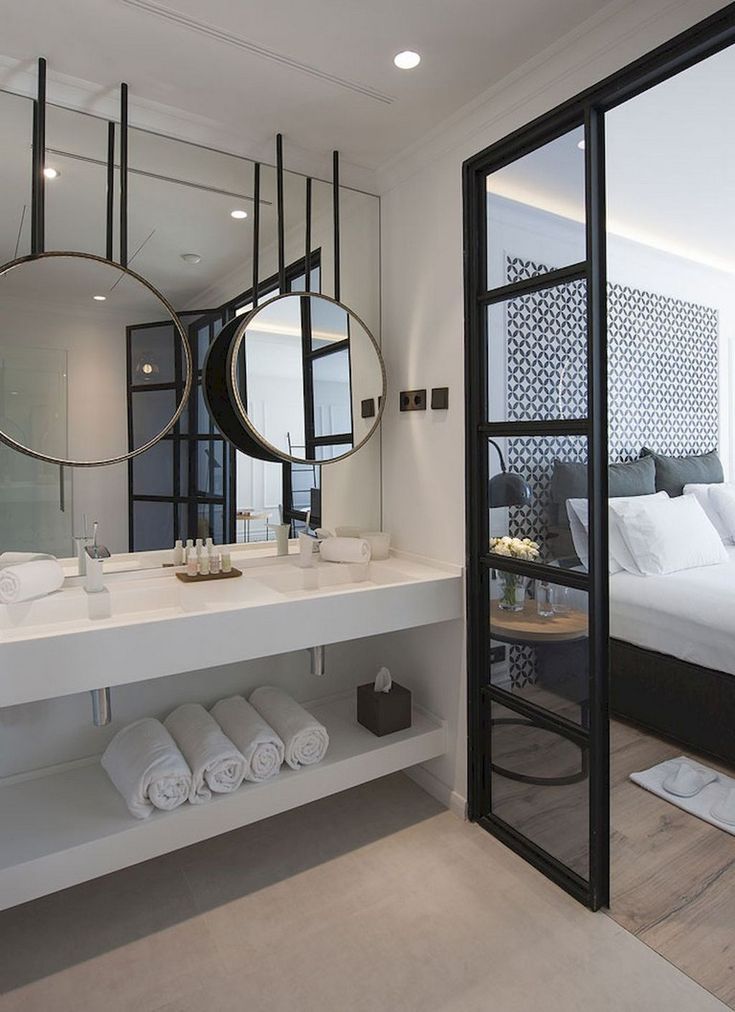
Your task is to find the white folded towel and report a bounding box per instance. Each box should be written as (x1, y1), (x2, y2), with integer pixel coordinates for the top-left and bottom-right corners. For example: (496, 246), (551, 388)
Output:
(0, 551), (55, 566)
(319, 537), (371, 564)
(101, 717), (192, 820)
(0, 559), (65, 604)
(164, 703), (246, 803)
(211, 695), (285, 782)
(249, 686), (329, 770)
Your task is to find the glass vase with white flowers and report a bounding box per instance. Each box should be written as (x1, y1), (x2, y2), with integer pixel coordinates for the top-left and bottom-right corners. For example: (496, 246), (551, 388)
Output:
(490, 536), (540, 611)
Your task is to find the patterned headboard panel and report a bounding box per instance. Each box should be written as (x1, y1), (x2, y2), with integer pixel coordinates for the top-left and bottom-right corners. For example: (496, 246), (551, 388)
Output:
(504, 254), (719, 554)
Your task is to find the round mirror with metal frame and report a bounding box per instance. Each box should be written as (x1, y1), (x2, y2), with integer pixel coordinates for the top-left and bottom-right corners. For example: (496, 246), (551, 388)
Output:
(0, 251), (192, 467)
(213, 292), (385, 466)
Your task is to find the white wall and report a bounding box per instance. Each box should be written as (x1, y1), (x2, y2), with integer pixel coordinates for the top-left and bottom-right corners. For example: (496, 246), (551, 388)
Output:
(377, 0), (725, 807)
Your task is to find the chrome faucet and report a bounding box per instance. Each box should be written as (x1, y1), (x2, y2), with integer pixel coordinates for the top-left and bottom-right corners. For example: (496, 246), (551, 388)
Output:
(73, 513), (93, 575)
(84, 521), (111, 593)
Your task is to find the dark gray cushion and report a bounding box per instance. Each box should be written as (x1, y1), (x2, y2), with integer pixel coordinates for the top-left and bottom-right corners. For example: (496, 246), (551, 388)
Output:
(639, 447), (723, 497)
(550, 455), (656, 512)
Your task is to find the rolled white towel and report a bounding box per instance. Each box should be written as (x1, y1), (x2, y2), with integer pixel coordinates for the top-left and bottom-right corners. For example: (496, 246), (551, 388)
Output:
(249, 686), (329, 770)
(211, 695), (285, 782)
(164, 703), (246, 803)
(0, 551), (55, 566)
(101, 717), (192, 820)
(0, 559), (64, 604)
(319, 537), (371, 565)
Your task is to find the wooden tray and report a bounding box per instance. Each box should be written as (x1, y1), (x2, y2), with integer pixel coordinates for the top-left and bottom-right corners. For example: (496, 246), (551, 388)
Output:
(176, 567), (242, 583)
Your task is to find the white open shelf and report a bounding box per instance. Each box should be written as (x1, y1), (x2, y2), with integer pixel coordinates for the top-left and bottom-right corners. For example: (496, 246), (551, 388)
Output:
(0, 695), (446, 911)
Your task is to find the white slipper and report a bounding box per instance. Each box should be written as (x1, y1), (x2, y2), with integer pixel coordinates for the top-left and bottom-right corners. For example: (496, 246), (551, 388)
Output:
(711, 787), (735, 826)
(662, 762), (717, 798)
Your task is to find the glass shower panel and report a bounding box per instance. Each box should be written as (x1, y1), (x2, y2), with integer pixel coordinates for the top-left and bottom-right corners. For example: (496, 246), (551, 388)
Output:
(0, 347), (72, 555)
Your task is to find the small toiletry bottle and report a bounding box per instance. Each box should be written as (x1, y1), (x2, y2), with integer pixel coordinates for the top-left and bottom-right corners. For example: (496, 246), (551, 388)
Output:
(221, 550), (232, 574)
(186, 552), (198, 577)
(210, 550), (221, 575)
(174, 539), (184, 566)
(205, 536), (214, 553)
(199, 550), (210, 576)
(195, 538), (203, 559)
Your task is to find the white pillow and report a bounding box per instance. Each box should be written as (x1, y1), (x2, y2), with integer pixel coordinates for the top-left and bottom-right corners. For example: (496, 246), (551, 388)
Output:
(566, 492), (668, 575)
(683, 483), (732, 544)
(610, 494), (728, 576)
(707, 484), (735, 543)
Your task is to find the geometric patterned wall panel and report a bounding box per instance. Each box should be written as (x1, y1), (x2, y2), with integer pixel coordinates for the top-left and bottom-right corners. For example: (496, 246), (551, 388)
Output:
(502, 255), (719, 688)
(608, 284), (719, 461)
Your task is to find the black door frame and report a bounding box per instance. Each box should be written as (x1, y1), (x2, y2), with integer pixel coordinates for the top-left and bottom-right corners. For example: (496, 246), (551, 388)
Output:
(463, 2), (735, 910)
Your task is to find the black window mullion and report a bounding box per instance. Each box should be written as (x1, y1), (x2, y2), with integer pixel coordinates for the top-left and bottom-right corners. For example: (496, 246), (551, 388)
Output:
(480, 420), (589, 437)
(584, 104), (610, 911)
(481, 554), (589, 590)
(478, 262), (587, 305)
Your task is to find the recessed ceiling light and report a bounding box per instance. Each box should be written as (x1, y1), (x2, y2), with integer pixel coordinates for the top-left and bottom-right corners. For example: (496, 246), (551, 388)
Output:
(180, 253), (202, 264)
(230, 209), (248, 219)
(93, 295), (107, 301)
(43, 167), (60, 179)
(394, 50), (421, 70)
(577, 139), (585, 150)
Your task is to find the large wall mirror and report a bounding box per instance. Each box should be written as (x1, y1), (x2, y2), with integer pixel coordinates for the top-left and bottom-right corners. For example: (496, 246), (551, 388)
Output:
(0, 89), (381, 558)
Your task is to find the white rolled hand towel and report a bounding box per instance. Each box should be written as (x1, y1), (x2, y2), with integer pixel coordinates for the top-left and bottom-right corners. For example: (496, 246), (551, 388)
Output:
(211, 695), (285, 782)
(164, 703), (246, 803)
(101, 717), (192, 820)
(0, 559), (64, 604)
(319, 537), (371, 564)
(0, 551), (55, 566)
(249, 686), (329, 770)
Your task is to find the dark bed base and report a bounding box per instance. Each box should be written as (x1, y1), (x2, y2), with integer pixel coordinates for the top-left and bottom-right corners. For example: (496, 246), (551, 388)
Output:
(611, 639), (735, 769)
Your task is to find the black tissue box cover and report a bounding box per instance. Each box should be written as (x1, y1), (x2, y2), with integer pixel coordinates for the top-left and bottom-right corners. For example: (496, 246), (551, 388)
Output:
(356, 681), (412, 736)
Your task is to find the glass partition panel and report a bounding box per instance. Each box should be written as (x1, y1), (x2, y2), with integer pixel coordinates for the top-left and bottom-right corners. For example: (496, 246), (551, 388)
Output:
(488, 566), (589, 727)
(487, 281), (587, 424)
(489, 700), (589, 879)
(486, 126), (586, 289)
(488, 435), (588, 566)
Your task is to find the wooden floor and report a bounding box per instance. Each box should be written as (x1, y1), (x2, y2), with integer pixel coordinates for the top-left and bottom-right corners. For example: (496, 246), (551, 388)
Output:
(609, 719), (735, 1010)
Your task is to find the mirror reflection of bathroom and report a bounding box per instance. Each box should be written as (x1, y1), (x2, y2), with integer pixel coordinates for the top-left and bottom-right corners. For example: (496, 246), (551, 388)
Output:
(0, 97), (381, 559)
(232, 292), (384, 464)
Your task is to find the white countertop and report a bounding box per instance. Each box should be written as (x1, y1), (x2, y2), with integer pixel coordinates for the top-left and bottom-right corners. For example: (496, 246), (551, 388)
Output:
(0, 550), (462, 708)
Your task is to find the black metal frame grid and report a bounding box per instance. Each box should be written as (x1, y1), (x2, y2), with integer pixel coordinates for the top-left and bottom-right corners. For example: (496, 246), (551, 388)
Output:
(127, 252), (322, 549)
(462, 2), (735, 911)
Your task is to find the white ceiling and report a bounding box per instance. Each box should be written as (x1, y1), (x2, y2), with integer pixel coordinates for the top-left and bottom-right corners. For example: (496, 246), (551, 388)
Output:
(0, 0), (613, 176)
(487, 45), (735, 274)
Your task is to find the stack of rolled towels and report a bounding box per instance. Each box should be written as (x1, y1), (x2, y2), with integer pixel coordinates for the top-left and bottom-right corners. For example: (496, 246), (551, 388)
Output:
(0, 551), (65, 604)
(101, 686), (330, 819)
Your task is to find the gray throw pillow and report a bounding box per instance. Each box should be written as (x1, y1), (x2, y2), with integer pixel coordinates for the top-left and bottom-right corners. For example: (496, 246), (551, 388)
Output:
(639, 447), (723, 497)
(550, 454), (656, 510)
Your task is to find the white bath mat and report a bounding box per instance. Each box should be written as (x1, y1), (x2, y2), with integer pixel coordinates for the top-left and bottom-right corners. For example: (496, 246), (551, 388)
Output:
(630, 756), (735, 836)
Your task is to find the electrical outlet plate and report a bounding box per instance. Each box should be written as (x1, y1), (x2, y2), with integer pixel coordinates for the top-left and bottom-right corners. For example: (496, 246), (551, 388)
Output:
(400, 389), (427, 411)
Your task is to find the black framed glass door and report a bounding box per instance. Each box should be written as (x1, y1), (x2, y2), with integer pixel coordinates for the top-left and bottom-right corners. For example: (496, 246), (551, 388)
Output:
(463, 1), (735, 913)
(464, 113), (609, 909)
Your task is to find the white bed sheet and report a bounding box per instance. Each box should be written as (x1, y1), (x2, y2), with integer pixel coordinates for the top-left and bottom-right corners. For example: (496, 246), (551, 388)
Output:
(610, 546), (735, 676)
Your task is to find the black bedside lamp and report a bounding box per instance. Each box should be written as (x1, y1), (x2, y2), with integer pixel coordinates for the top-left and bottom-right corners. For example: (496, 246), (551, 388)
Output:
(488, 439), (533, 508)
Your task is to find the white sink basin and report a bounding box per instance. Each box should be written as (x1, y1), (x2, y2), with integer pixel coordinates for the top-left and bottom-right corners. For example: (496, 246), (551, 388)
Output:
(246, 559), (413, 596)
(0, 571), (280, 636)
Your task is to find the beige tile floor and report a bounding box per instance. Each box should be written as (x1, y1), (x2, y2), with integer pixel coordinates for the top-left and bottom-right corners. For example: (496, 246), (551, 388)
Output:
(0, 774), (727, 1012)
